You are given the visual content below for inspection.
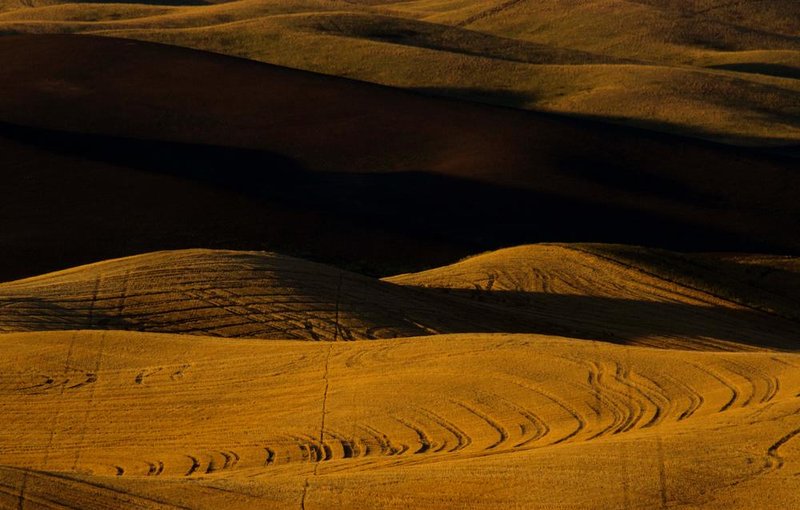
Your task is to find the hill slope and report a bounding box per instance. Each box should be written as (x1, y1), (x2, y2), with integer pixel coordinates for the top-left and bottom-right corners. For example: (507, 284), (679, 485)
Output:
(388, 243), (800, 321)
(1, 247), (798, 508)
(0, 249), (547, 340)
(387, 243), (800, 350)
(0, 330), (798, 508)
(1, 34), (799, 281)
(2, 246), (799, 350)
(0, 1), (797, 144)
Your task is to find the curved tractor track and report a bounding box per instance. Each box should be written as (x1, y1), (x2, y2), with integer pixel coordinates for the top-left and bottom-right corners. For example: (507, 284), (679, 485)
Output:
(1, 330), (799, 508)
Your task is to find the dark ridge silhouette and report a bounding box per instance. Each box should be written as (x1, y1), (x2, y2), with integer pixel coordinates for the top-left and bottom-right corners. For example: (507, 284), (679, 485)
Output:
(1, 34), (799, 281)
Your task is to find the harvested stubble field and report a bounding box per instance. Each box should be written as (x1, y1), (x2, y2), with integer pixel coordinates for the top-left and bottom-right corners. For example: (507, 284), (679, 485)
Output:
(0, 1), (798, 508)
(1, 246), (800, 508)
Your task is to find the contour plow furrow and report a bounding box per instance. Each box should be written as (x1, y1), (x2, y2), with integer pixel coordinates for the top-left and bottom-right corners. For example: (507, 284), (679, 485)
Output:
(358, 425), (408, 457)
(584, 384), (629, 440)
(612, 363), (667, 430)
(719, 361), (760, 408)
(145, 461), (164, 477)
(184, 456), (201, 477)
(391, 416), (435, 455)
(689, 362), (741, 412)
(495, 396), (550, 448)
(1, 321), (799, 507)
(415, 408), (473, 453)
(662, 373), (706, 421)
(601, 363), (648, 434)
(727, 359), (781, 405)
(502, 377), (588, 445)
(582, 361), (641, 437)
(323, 431), (363, 460)
(71, 362), (800, 481)
(451, 401), (509, 450)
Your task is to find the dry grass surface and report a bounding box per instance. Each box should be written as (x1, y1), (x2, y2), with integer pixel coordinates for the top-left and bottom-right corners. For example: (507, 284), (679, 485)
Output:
(0, 0), (797, 144)
(0, 5), (798, 508)
(1, 329), (799, 509)
(0, 246), (799, 508)
(389, 243), (800, 330)
(2, 246), (799, 350)
(0, 249), (546, 340)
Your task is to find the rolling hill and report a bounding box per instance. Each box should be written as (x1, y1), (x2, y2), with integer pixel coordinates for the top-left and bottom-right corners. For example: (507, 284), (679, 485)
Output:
(0, 0), (797, 145)
(1, 245), (798, 508)
(0, 329), (798, 508)
(1, 3), (798, 509)
(0, 249), (549, 340)
(1, 34), (799, 283)
(2, 245), (799, 349)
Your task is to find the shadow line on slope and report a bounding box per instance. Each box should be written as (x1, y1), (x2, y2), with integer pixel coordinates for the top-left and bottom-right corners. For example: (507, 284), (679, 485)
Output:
(0, 296), (133, 332)
(708, 63), (800, 80)
(3, 283), (798, 351)
(409, 87), (533, 109)
(304, 14), (625, 66)
(572, 244), (800, 323)
(408, 85), (800, 150)
(421, 288), (800, 351)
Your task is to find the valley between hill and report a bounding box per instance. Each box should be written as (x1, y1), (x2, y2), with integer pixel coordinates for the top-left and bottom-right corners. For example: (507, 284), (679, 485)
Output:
(1, 34), (799, 281)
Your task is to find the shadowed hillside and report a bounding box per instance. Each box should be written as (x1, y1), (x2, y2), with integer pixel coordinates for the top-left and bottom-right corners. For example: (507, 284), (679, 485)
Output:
(3, 246), (798, 350)
(1, 34), (799, 282)
(0, 249), (550, 340)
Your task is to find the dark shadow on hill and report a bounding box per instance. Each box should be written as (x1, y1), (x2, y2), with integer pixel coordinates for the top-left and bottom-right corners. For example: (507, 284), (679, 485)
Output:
(535, 109), (800, 152)
(0, 296), (132, 332)
(306, 14), (624, 66)
(3, 286), (798, 350)
(708, 63), (800, 80)
(572, 244), (800, 323)
(420, 288), (800, 351)
(3, 121), (790, 283)
(771, 145), (800, 159)
(406, 85), (800, 150)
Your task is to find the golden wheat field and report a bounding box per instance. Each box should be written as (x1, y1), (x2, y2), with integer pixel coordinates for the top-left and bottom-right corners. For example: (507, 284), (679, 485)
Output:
(1, 246), (800, 508)
(1, 0), (799, 508)
(0, 0), (798, 145)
